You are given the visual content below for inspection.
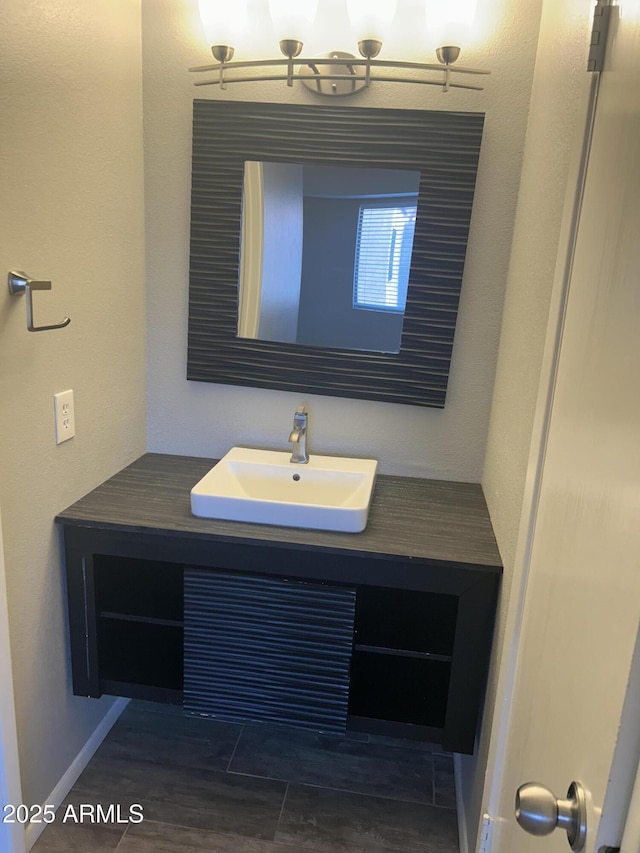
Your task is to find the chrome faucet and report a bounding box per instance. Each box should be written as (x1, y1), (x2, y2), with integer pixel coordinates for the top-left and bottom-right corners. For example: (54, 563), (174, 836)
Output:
(289, 406), (309, 464)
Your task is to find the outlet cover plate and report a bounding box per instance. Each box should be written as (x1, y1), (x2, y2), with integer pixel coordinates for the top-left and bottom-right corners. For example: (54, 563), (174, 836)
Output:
(54, 389), (75, 444)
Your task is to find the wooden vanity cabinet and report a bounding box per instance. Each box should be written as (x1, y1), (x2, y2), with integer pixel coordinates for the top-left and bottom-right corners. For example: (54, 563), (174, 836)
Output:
(57, 453), (502, 755)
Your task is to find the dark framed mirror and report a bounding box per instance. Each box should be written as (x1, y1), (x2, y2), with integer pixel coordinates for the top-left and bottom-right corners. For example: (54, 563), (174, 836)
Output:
(188, 100), (484, 408)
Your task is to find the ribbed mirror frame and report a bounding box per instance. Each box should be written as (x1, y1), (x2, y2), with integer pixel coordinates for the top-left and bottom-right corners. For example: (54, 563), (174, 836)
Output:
(188, 100), (484, 408)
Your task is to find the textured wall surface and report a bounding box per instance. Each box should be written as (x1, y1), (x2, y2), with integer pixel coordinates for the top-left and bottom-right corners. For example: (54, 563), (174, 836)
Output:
(0, 0), (146, 808)
(143, 0), (543, 481)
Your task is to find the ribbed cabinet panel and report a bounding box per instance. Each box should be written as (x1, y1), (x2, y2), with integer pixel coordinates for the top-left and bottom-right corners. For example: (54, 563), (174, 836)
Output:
(183, 569), (356, 732)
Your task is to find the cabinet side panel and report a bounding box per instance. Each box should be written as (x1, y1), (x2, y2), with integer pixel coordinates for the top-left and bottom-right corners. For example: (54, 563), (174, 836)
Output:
(184, 569), (356, 732)
(62, 531), (101, 698)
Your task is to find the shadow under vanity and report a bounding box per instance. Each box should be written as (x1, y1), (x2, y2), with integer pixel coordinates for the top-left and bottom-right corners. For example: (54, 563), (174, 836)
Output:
(56, 453), (501, 755)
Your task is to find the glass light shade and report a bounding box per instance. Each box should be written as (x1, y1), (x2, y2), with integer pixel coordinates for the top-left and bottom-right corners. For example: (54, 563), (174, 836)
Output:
(268, 0), (318, 41)
(347, 0), (397, 41)
(198, 0), (247, 46)
(425, 0), (478, 45)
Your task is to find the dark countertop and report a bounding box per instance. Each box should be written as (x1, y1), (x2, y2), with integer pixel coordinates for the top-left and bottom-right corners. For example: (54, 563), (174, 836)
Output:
(55, 453), (502, 572)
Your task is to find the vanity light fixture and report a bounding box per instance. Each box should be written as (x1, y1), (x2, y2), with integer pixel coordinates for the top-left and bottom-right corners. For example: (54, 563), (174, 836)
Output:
(190, 0), (489, 95)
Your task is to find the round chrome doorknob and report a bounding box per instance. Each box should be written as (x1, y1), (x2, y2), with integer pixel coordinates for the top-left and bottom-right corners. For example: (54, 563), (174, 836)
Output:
(516, 783), (559, 835)
(516, 781), (587, 851)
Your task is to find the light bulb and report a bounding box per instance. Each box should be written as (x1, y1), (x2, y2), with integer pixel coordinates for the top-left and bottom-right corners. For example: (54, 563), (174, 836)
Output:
(347, 0), (397, 42)
(268, 0), (318, 42)
(426, 0), (478, 47)
(198, 0), (247, 48)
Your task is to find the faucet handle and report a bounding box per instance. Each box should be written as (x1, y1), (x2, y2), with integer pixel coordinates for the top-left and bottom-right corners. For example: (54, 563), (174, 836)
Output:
(289, 406), (309, 463)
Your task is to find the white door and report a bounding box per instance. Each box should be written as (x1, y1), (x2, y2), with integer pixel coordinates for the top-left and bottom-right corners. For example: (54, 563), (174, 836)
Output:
(488, 2), (640, 851)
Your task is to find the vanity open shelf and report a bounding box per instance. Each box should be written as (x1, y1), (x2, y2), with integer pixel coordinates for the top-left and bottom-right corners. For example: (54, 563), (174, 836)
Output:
(92, 556), (184, 701)
(349, 587), (458, 732)
(56, 453), (502, 754)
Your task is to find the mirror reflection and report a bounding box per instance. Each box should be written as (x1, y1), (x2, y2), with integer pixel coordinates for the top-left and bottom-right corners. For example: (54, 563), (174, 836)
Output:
(238, 162), (421, 354)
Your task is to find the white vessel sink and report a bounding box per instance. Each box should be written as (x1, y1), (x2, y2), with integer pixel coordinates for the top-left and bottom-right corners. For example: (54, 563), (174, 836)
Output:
(190, 447), (378, 533)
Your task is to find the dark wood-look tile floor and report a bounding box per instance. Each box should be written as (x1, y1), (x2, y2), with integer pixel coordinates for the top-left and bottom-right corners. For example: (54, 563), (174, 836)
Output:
(32, 702), (459, 852)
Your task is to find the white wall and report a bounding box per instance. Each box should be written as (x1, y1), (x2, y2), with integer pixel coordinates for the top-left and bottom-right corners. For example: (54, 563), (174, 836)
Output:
(0, 0), (146, 811)
(143, 0), (544, 481)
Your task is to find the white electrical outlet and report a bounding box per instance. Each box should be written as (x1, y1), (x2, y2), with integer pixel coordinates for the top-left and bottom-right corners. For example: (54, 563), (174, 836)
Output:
(54, 389), (75, 444)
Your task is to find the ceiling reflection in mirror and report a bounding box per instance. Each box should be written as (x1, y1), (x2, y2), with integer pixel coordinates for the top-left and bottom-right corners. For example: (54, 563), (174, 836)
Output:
(238, 162), (421, 354)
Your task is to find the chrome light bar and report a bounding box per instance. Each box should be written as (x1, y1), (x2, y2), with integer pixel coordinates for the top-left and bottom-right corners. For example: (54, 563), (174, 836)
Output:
(189, 48), (490, 95)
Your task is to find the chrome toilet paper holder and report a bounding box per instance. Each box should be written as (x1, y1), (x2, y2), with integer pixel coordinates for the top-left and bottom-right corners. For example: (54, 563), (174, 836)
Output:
(8, 270), (71, 332)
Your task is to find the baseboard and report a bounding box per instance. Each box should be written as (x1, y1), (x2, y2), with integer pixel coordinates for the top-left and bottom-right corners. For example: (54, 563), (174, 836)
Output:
(454, 752), (470, 853)
(24, 698), (129, 851)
